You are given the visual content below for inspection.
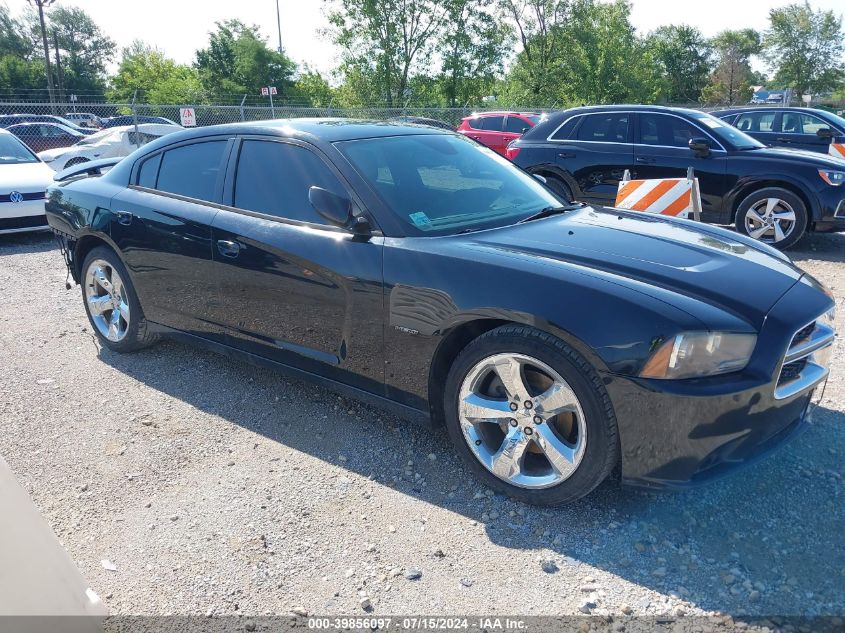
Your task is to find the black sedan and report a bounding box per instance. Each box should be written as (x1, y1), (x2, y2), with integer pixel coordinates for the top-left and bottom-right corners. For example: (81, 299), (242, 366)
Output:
(715, 106), (845, 155)
(508, 105), (845, 249)
(45, 120), (836, 505)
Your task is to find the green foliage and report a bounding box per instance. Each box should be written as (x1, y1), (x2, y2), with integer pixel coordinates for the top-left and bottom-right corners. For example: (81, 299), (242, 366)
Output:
(0, 5), (32, 58)
(109, 41), (203, 104)
(645, 25), (712, 103)
(48, 6), (114, 94)
(292, 69), (335, 106)
(701, 29), (761, 105)
(764, 2), (845, 97)
(195, 20), (297, 98)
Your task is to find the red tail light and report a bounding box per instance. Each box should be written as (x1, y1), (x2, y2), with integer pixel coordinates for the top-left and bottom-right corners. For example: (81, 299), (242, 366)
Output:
(506, 144), (521, 161)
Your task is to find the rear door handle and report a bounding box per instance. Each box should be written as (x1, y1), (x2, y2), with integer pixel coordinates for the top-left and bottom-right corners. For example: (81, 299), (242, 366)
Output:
(217, 240), (240, 258)
(635, 156), (656, 164)
(115, 210), (133, 226)
(557, 152), (575, 159)
(776, 137), (794, 142)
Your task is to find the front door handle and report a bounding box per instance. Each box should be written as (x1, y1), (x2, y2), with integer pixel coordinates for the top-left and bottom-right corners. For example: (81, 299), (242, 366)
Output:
(115, 210), (133, 226)
(217, 240), (241, 258)
(776, 137), (794, 142)
(635, 156), (656, 164)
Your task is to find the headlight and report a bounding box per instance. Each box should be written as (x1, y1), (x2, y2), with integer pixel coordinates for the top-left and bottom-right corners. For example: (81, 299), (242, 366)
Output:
(640, 332), (757, 380)
(818, 169), (845, 186)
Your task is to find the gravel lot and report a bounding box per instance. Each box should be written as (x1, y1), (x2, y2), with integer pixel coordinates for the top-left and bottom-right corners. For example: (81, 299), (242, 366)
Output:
(1, 231), (843, 621)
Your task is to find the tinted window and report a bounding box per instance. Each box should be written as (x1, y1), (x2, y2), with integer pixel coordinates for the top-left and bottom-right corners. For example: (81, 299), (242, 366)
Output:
(480, 116), (504, 131)
(575, 113), (629, 142)
(156, 141), (227, 202)
(337, 134), (563, 237)
(233, 140), (347, 224)
(466, 117), (483, 130)
(137, 153), (162, 188)
(550, 116), (580, 140)
(638, 114), (700, 147)
(735, 111), (776, 133)
(504, 116), (531, 133)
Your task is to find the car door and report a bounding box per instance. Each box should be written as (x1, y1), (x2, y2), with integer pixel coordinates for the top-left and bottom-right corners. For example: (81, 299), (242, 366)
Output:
(632, 112), (727, 221)
(555, 112), (633, 206)
(777, 111), (833, 153)
(108, 137), (232, 341)
(478, 115), (506, 155)
(503, 115), (531, 152)
(733, 110), (780, 147)
(208, 137), (385, 392)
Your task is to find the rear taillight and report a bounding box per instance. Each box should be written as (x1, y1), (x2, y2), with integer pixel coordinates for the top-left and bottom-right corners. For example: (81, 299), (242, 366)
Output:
(505, 144), (521, 161)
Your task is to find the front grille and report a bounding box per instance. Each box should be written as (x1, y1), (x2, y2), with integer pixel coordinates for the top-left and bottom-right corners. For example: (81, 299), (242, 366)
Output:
(0, 215), (47, 231)
(0, 192), (45, 203)
(775, 316), (835, 399)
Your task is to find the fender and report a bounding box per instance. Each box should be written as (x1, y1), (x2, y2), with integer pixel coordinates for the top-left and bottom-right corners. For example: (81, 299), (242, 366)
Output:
(724, 172), (822, 222)
(524, 162), (582, 198)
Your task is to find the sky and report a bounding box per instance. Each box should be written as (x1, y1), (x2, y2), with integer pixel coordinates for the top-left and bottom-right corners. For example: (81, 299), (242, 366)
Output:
(7, 0), (845, 78)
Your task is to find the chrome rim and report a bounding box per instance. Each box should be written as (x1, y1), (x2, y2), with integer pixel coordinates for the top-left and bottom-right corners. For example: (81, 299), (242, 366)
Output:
(458, 353), (587, 489)
(744, 198), (797, 244)
(84, 259), (130, 342)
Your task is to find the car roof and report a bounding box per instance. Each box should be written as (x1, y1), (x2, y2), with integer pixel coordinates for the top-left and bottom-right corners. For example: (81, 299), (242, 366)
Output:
(464, 111), (538, 118)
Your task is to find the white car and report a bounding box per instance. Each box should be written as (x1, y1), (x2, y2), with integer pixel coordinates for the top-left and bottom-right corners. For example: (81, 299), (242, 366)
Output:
(0, 129), (54, 234)
(65, 112), (103, 128)
(38, 123), (182, 172)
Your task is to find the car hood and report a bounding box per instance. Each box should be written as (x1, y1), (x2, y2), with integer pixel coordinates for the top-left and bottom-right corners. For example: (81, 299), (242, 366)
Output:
(0, 161), (54, 192)
(744, 146), (845, 168)
(465, 206), (802, 328)
(38, 147), (74, 161)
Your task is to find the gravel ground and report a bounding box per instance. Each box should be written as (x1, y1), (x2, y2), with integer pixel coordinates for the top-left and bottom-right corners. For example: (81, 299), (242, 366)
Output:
(0, 231), (843, 621)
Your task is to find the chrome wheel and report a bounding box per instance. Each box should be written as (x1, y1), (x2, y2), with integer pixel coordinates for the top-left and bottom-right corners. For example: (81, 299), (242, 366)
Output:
(458, 353), (587, 489)
(744, 197), (797, 244)
(84, 259), (130, 342)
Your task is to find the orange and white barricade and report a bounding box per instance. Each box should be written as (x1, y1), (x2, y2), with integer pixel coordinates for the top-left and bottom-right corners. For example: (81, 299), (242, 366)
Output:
(615, 168), (702, 220)
(830, 143), (845, 160)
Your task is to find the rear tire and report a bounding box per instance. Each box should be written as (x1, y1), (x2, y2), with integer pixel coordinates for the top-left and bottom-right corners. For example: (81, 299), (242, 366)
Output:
(543, 175), (574, 203)
(80, 246), (159, 353)
(735, 187), (807, 250)
(443, 325), (619, 505)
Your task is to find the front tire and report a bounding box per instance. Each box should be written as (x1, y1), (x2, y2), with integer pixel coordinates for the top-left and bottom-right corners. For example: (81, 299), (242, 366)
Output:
(735, 187), (807, 250)
(543, 175), (574, 203)
(443, 325), (619, 505)
(81, 246), (158, 353)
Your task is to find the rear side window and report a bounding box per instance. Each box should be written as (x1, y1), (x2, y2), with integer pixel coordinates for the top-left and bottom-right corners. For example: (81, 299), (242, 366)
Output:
(156, 141), (227, 202)
(466, 117), (484, 130)
(137, 153), (162, 189)
(480, 116), (504, 131)
(550, 116), (580, 140)
(233, 140), (347, 224)
(735, 111), (776, 133)
(575, 113), (629, 142)
(504, 116), (531, 133)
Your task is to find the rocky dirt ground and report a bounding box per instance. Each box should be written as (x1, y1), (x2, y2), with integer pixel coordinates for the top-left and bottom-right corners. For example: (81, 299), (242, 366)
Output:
(0, 231), (843, 623)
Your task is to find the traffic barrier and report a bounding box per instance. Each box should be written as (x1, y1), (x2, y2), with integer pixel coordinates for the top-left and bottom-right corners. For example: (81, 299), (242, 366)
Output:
(830, 143), (845, 160)
(615, 167), (702, 220)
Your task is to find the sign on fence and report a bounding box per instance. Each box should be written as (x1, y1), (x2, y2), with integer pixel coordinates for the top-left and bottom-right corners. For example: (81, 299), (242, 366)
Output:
(179, 107), (196, 127)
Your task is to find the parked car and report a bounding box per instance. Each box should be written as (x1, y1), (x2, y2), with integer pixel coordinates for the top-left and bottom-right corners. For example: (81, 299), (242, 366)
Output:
(508, 105), (845, 249)
(715, 107), (845, 154)
(390, 116), (454, 130)
(0, 129), (54, 234)
(100, 115), (180, 129)
(65, 112), (103, 129)
(38, 123), (182, 171)
(45, 119), (835, 505)
(6, 122), (86, 154)
(0, 114), (94, 136)
(457, 111), (543, 155)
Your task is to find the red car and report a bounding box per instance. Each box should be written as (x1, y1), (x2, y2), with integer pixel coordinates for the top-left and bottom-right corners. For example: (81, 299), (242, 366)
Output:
(456, 111), (543, 156)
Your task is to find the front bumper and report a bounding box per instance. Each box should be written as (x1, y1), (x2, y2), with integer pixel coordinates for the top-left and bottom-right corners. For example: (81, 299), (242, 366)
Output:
(814, 188), (845, 231)
(0, 198), (48, 234)
(608, 276), (835, 489)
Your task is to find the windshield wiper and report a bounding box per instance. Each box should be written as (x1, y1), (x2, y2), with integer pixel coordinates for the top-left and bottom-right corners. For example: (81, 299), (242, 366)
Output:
(518, 205), (576, 224)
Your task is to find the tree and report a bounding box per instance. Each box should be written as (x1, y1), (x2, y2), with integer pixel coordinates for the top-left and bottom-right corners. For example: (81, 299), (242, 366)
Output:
(325, 0), (450, 106)
(292, 69), (335, 106)
(195, 20), (297, 98)
(0, 5), (32, 58)
(702, 29), (761, 105)
(764, 1), (844, 97)
(438, 0), (508, 106)
(645, 25), (712, 103)
(46, 6), (115, 95)
(109, 41), (203, 104)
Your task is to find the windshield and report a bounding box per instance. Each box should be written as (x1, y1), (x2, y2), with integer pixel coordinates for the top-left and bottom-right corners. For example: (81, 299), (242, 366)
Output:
(688, 111), (764, 150)
(0, 134), (38, 164)
(336, 134), (564, 236)
(76, 129), (118, 146)
(526, 115), (542, 125)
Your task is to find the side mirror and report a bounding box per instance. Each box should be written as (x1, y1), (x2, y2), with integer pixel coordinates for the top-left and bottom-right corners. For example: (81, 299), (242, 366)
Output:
(308, 186), (370, 235)
(817, 127), (834, 139)
(689, 137), (711, 156)
(533, 174), (547, 184)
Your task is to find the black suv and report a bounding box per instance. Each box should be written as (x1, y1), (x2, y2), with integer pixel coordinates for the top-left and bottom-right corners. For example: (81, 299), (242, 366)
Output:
(715, 106), (845, 154)
(508, 105), (845, 249)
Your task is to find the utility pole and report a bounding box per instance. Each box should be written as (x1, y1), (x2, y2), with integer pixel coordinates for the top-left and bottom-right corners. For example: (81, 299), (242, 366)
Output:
(28, 0), (58, 113)
(53, 30), (64, 101)
(275, 0), (283, 54)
